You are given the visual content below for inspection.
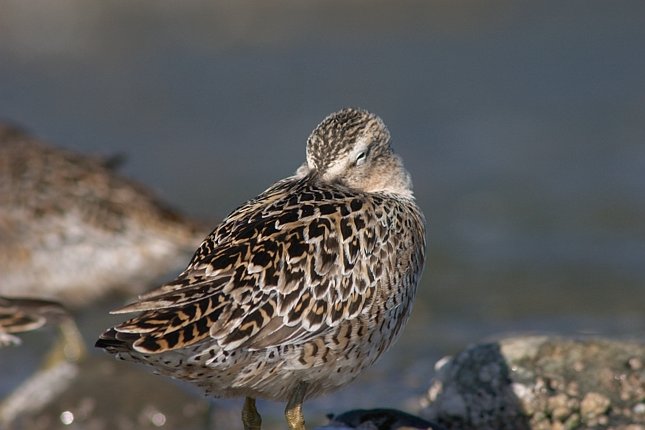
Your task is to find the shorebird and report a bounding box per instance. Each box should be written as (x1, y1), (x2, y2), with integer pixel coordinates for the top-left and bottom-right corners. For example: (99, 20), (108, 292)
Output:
(0, 297), (71, 347)
(96, 108), (426, 430)
(0, 123), (207, 306)
(0, 296), (85, 364)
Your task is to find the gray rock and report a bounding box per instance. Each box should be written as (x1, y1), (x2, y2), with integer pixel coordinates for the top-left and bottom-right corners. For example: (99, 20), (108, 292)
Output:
(420, 336), (645, 430)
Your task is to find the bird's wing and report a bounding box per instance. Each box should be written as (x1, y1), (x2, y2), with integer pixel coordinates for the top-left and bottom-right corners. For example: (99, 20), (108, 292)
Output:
(0, 297), (69, 334)
(109, 179), (393, 354)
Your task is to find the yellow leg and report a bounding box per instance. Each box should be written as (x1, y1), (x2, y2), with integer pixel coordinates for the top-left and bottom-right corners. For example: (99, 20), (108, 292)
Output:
(241, 397), (262, 430)
(285, 382), (307, 430)
(43, 318), (86, 368)
(58, 318), (86, 362)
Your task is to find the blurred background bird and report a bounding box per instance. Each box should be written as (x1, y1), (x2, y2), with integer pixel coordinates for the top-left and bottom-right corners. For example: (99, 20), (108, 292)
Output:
(0, 297), (71, 348)
(0, 122), (210, 422)
(0, 123), (208, 307)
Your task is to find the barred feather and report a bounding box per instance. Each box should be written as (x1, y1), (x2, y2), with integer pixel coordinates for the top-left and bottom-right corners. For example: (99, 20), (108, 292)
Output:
(97, 108), (426, 403)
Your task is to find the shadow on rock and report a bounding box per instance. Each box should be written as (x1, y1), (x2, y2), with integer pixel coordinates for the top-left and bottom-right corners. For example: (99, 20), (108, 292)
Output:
(421, 340), (532, 430)
(420, 336), (645, 430)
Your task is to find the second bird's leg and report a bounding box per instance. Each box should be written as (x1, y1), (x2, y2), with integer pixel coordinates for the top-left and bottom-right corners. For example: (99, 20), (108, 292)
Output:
(285, 382), (308, 430)
(241, 397), (262, 430)
(43, 318), (86, 368)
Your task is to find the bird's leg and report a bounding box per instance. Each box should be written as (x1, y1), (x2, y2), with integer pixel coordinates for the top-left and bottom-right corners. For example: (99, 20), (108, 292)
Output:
(58, 318), (86, 362)
(241, 397), (262, 430)
(43, 318), (86, 368)
(285, 382), (308, 430)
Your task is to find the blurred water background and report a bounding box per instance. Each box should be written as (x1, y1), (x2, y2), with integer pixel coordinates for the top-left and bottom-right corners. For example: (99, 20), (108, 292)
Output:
(1, 1), (644, 428)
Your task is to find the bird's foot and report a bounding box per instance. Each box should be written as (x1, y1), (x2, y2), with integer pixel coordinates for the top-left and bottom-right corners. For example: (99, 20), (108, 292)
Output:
(242, 397), (262, 430)
(285, 382), (308, 430)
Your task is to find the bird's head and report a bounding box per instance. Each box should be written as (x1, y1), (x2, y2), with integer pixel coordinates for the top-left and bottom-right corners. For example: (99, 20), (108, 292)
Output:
(297, 108), (413, 197)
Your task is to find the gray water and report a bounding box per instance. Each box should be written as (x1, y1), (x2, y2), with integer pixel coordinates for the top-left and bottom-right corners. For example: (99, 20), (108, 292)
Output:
(1, 1), (644, 428)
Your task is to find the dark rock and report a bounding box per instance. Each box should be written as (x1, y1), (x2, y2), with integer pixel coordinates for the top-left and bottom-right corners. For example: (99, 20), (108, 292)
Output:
(318, 408), (446, 430)
(420, 336), (645, 430)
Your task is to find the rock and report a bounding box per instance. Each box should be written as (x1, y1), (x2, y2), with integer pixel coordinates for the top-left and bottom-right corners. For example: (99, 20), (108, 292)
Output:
(420, 336), (645, 430)
(317, 408), (446, 430)
(580, 392), (611, 421)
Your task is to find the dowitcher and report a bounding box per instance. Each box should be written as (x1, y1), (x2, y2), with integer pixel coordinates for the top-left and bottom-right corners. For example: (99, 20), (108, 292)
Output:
(0, 297), (70, 347)
(96, 108), (426, 430)
(0, 123), (206, 306)
(0, 295), (86, 362)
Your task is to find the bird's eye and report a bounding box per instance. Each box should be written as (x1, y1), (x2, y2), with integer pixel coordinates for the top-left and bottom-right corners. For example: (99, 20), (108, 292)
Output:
(355, 151), (367, 166)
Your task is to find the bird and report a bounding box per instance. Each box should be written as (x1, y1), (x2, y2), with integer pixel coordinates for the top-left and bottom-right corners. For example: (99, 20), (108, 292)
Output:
(0, 296), (73, 348)
(0, 123), (207, 307)
(0, 296), (87, 364)
(96, 108), (426, 430)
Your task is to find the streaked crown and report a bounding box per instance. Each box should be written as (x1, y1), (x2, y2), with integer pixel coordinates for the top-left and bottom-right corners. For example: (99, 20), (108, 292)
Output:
(306, 108), (390, 173)
(302, 108), (412, 197)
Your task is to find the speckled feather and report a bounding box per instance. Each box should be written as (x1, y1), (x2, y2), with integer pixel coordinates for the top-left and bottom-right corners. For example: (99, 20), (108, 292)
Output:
(97, 108), (426, 402)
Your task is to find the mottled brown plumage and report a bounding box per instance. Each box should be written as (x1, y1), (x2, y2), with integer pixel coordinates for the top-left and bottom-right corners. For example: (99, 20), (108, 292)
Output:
(96, 108), (426, 430)
(0, 123), (207, 306)
(0, 296), (70, 346)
